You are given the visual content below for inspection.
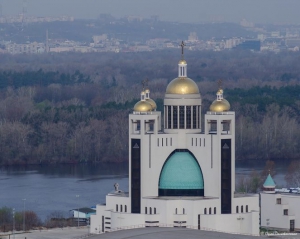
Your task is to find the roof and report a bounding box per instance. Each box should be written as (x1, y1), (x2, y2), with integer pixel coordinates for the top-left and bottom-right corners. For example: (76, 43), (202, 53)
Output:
(71, 207), (96, 214)
(263, 174), (276, 187)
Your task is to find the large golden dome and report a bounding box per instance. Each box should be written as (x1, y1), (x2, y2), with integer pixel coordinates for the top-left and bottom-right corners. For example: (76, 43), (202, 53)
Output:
(166, 77), (199, 94)
(209, 99), (230, 112)
(133, 100), (153, 112)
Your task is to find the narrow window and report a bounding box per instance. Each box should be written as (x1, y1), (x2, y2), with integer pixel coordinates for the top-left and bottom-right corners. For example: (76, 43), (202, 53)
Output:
(186, 106), (191, 129)
(167, 106), (171, 128)
(154, 208), (156, 214)
(120, 205), (123, 212)
(195, 138), (197, 146)
(192, 138), (193, 146)
(236, 206), (239, 213)
(179, 106), (185, 129)
(176, 208), (178, 214)
(246, 205), (248, 213)
(241, 206), (243, 213)
(204, 138), (205, 147)
(193, 106), (197, 128)
(204, 208), (207, 214)
(200, 138), (201, 146)
(198, 214), (200, 230)
(116, 204), (118, 212)
(125, 205), (127, 212)
(157, 138), (159, 147)
(166, 138), (168, 146)
(209, 208), (211, 214)
(162, 138), (163, 146)
(150, 207), (152, 214)
(170, 137), (172, 146)
(145, 207), (147, 214)
(284, 209), (288, 215)
(214, 207), (216, 214)
(277, 198), (281, 204)
(173, 106), (178, 129)
(183, 208), (185, 214)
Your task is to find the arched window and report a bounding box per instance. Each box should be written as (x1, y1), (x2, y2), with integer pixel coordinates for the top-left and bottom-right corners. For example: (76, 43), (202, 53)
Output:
(204, 208), (207, 214)
(116, 204), (118, 212)
(125, 205), (127, 213)
(120, 205), (123, 212)
(236, 206), (239, 213)
(150, 207), (152, 214)
(214, 207), (216, 214)
(246, 205), (248, 212)
(154, 208), (156, 214)
(241, 206), (244, 213)
(209, 208), (211, 214)
(183, 208), (185, 214)
(145, 207), (147, 214)
(176, 208), (178, 214)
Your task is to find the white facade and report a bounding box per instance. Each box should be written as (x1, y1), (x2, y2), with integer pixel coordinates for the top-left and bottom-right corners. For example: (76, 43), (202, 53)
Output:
(90, 55), (259, 236)
(261, 192), (299, 231)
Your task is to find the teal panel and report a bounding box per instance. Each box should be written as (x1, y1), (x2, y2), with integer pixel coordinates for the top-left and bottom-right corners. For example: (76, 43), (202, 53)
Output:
(159, 152), (204, 190)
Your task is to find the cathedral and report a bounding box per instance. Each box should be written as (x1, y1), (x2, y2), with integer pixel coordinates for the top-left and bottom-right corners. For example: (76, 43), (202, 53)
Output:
(90, 47), (259, 235)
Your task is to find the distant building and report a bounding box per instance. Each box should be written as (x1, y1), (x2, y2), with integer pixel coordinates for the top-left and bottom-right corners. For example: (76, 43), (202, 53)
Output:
(235, 40), (261, 51)
(260, 174), (299, 232)
(188, 32), (198, 42)
(71, 207), (96, 220)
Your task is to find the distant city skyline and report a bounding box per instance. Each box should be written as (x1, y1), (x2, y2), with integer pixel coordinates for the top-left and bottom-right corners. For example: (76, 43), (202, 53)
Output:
(1, 0), (300, 24)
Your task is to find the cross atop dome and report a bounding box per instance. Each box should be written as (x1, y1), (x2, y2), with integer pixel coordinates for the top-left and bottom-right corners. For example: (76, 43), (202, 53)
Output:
(180, 41), (186, 60)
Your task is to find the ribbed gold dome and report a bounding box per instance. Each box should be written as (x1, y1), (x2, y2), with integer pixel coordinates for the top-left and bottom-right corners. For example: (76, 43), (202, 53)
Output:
(209, 99), (230, 112)
(178, 60), (187, 64)
(146, 98), (157, 110)
(166, 77), (199, 94)
(134, 100), (153, 112)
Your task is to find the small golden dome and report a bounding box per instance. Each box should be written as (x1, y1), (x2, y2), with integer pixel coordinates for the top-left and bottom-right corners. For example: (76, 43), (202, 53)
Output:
(146, 98), (157, 110)
(209, 99), (230, 112)
(178, 60), (187, 64)
(166, 77), (199, 94)
(134, 100), (153, 112)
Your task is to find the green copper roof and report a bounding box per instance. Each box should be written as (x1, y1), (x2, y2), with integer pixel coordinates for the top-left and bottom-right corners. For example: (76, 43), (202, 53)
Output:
(159, 152), (204, 190)
(263, 174), (276, 187)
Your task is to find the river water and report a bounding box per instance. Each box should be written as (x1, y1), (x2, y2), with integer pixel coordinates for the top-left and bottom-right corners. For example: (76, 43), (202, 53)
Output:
(0, 163), (287, 221)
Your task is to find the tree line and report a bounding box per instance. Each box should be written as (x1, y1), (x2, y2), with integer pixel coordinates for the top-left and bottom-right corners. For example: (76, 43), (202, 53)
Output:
(0, 51), (298, 165)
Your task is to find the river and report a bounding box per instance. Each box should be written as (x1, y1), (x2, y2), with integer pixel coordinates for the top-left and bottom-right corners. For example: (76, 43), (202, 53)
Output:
(0, 163), (287, 221)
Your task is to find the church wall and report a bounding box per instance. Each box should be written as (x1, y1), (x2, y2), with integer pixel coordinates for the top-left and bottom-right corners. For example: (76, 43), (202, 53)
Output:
(200, 211), (259, 236)
(232, 195), (259, 215)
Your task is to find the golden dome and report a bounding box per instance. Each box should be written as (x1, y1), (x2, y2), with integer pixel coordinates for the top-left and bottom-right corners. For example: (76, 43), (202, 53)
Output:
(209, 99), (230, 112)
(134, 100), (153, 112)
(166, 77), (199, 94)
(178, 60), (187, 64)
(146, 98), (157, 110)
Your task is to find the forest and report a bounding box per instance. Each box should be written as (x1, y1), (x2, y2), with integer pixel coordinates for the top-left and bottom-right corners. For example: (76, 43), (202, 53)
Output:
(0, 49), (299, 165)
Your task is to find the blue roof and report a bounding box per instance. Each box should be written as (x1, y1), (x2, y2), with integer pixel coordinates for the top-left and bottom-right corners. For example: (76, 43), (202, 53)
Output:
(159, 152), (204, 190)
(263, 174), (276, 187)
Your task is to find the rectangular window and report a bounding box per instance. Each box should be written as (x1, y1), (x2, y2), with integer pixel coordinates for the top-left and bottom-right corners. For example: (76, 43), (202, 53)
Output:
(179, 106), (185, 129)
(193, 106), (197, 128)
(157, 138), (159, 147)
(276, 198), (281, 204)
(192, 138), (193, 146)
(284, 209), (288, 215)
(246, 205), (248, 213)
(204, 138), (205, 147)
(170, 137), (172, 146)
(173, 106), (178, 129)
(200, 138), (201, 146)
(186, 106), (191, 129)
(198, 214), (200, 230)
(162, 138), (163, 146)
(195, 138), (197, 146)
(145, 207), (147, 214)
(168, 106), (171, 129)
(166, 138), (168, 146)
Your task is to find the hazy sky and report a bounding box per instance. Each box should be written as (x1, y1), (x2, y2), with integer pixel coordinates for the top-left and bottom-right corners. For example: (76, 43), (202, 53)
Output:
(1, 0), (300, 24)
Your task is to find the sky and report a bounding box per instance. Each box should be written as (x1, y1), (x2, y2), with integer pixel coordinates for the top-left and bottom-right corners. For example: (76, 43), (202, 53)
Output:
(1, 0), (300, 24)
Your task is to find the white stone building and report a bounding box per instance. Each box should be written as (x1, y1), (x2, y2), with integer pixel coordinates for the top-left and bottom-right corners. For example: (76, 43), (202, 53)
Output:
(90, 51), (260, 236)
(261, 174), (298, 231)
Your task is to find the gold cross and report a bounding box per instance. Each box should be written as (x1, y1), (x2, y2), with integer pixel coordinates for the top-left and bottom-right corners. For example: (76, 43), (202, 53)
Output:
(180, 41), (185, 59)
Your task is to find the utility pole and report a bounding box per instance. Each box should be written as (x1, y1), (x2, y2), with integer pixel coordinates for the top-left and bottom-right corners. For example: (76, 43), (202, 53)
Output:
(12, 208), (15, 239)
(22, 198), (26, 231)
(76, 195), (80, 228)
